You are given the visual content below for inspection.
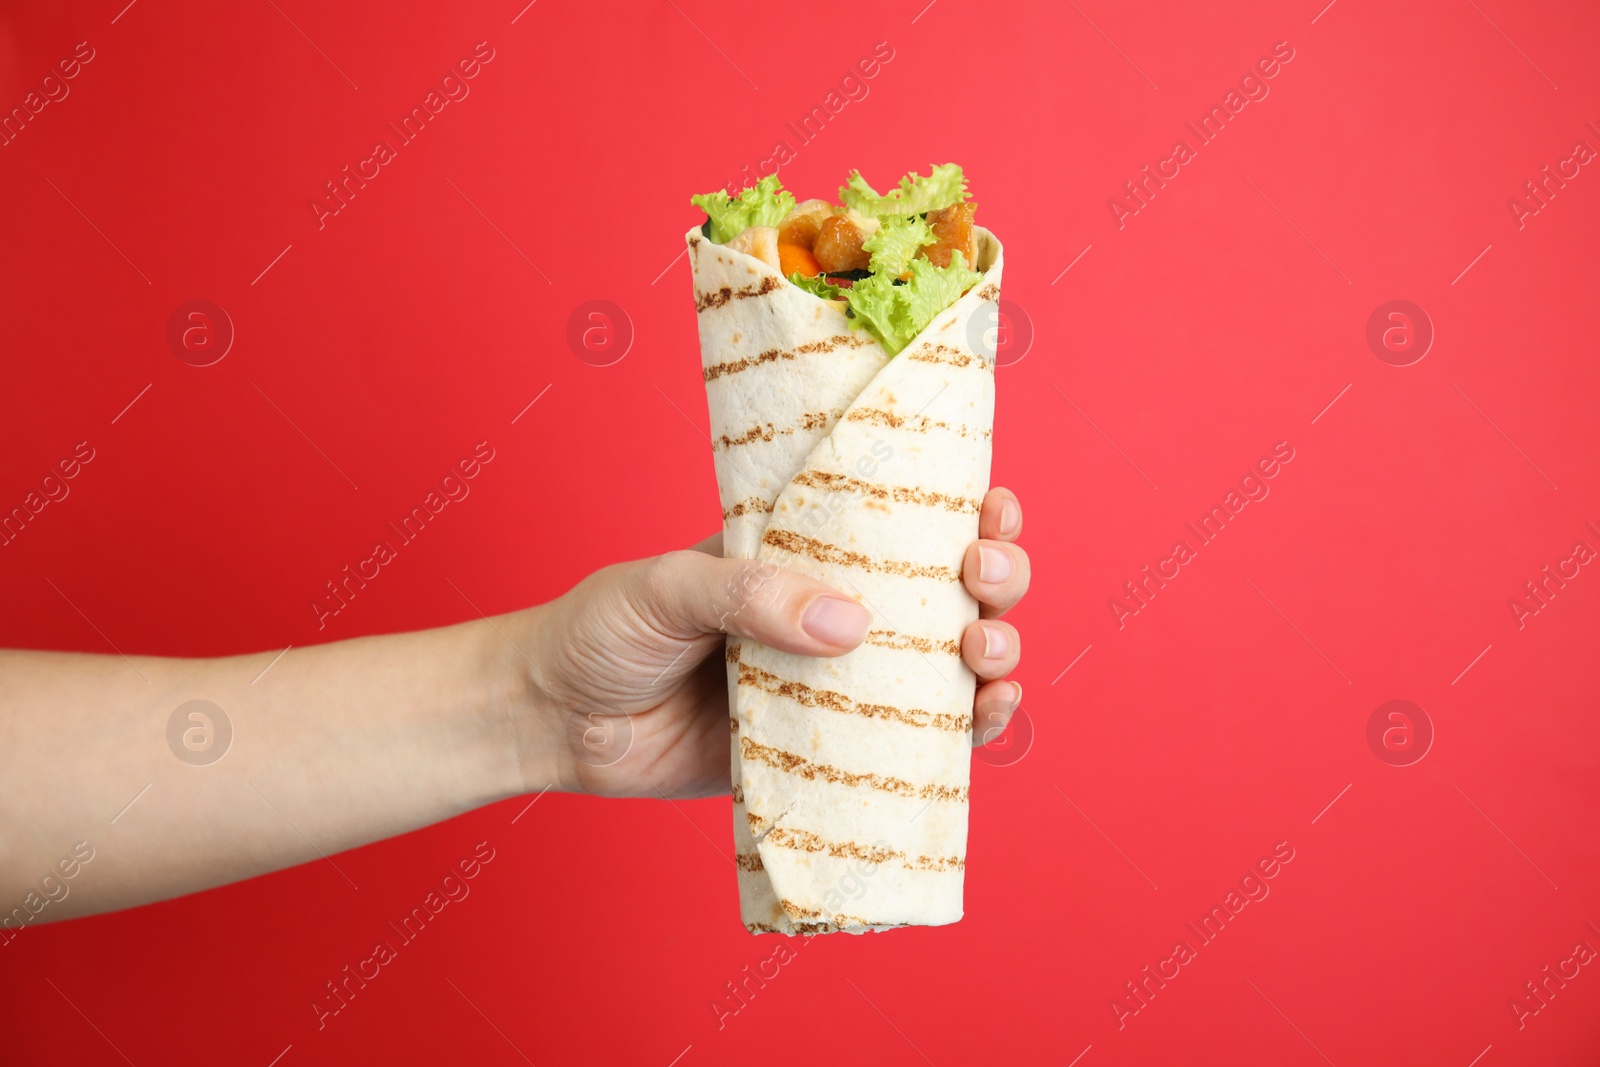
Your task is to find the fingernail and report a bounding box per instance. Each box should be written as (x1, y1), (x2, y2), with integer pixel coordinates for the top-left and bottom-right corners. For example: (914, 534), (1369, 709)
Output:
(1008, 681), (1023, 709)
(982, 624), (1010, 659)
(978, 545), (1013, 584)
(801, 596), (870, 646)
(999, 498), (1021, 536)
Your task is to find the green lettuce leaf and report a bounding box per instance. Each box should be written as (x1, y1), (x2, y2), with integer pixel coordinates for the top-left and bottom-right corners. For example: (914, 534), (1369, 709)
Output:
(690, 174), (795, 244)
(788, 272), (845, 300)
(838, 163), (969, 217)
(861, 214), (936, 278)
(844, 251), (983, 356)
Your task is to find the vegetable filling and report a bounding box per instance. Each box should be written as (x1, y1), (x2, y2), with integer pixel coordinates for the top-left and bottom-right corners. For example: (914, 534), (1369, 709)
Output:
(692, 164), (983, 356)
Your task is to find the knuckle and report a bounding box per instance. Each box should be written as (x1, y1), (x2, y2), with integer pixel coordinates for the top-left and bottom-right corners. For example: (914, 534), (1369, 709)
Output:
(638, 550), (695, 602)
(699, 556), (788, 632)
(727, 558), (786, 616)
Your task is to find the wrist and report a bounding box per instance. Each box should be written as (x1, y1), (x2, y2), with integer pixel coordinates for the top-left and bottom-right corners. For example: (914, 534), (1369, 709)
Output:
(485, 603), (570, 797)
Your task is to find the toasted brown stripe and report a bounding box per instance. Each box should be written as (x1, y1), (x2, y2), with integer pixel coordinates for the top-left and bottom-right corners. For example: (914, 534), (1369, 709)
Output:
(731, 784), (744, 804)
(741, 736), (968, 802)
(746, 918), (911, 935)
(736, 852), (764, 872)
(703, 333), (873, 383)
(747, 920), (824, 934)
(775, 900), (909, 928)
(864, 629), (962, 656)
(738, 661), (969, 732)
(791, 470), (982, 515)
(905, 343), (990, 371)
(761, 529), (961, 582)
(844, 407), (992, 440)
(832, 915), (910, 929)
(722, 498), (777, 520)
(695, 275), (783, 313)
(716, 409), (841, 451)
(976, 283), (1000, 301)
(744, 817), (965, 872)
(779, 898), (821, 920)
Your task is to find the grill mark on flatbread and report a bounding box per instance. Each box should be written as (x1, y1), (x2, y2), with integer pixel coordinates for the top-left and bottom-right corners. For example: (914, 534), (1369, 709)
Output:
(844, 407), (992, 441)
(731, 784), (744, 804)
(735, 852), (763, 872)
(745, 919), (909, 934)
(905, 343), (991, 372)
(740, 736), (969, 802)
(715, 409), (841, 451)
(790, 470), (982, 515)
(746, 921), (806, 934)
(777, 901), (905, 930)
(976, 283), (1000, 301)
(774, 901), (910, 930)
(703, 334), (874, 382)
(864, 629), (962, 656)
(778, 899), (820, 919)
(723, 498), (777, 519)
(761, 530), (962, 582)
(725, 642), (741, 664)
(695, 275), (783, 313)
(744, 817), (965, 872)
(738, 662), (969, 732)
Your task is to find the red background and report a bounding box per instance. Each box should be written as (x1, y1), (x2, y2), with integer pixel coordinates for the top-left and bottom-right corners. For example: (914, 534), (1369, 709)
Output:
(3, 0), (1599, 1063)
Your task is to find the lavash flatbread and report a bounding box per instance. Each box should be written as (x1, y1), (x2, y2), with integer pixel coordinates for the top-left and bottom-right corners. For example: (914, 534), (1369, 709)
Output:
(689, 224), (1003, 935)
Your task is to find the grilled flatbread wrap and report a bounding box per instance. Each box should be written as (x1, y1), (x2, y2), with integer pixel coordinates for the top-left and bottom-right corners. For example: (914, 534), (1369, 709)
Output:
(689, 223), (1003, 934)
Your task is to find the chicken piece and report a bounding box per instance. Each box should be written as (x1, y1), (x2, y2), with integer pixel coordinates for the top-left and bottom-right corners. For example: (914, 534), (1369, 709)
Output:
(919, 202), (977, 269)
(777, 199), (832, 249)
(726, 225), (781, 271)
(812, 214), (873, 273)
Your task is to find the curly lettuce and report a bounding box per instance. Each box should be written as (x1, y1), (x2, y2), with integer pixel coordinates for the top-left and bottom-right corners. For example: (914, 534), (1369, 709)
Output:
(691, 174), (796, 244)
(860, 214), (936, 278)
(788, 272), (844, 300)
(839, 163), (969, 218)
(844, 251), (983, 356)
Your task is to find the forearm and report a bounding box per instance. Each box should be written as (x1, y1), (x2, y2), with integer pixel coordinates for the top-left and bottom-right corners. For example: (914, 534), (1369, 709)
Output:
(0, 611), (553, 923)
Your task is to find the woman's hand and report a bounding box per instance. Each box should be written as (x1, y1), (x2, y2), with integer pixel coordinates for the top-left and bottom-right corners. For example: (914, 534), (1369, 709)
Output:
(515, 488), (1031, 799)
(0, 492), (1028, 918)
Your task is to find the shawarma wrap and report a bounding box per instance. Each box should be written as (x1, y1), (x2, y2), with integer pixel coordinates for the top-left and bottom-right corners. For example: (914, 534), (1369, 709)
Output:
(687, 165), (1002, 935)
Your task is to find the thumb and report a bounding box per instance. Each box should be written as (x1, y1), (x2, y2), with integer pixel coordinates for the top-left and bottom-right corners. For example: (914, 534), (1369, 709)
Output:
(636, 550), (871, 656)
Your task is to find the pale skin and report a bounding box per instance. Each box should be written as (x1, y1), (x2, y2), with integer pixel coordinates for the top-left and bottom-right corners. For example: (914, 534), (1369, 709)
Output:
(0, 489), (1030, 924)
